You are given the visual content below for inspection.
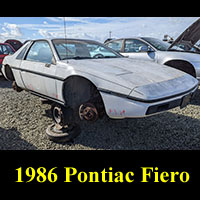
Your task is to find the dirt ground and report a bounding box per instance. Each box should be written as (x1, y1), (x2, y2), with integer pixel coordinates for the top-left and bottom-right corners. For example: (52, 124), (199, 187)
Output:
(0, 76), (200, 150)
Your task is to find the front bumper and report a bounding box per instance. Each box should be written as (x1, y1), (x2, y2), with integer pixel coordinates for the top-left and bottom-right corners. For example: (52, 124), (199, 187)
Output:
(100, 85), (198, 119)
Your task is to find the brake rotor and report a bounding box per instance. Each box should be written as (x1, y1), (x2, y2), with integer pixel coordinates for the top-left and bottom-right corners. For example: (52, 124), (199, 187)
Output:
(79, 103), (98, 122)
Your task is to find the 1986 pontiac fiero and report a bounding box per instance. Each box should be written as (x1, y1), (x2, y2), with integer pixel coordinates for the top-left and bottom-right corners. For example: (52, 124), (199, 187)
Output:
(2, 38), (198, 141)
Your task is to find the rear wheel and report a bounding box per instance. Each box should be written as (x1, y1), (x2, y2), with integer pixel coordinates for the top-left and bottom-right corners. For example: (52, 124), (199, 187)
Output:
(4, 65), (15, 81)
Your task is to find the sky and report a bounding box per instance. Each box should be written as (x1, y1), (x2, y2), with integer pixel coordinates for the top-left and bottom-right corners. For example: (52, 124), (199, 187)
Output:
(0, 17), (199, 43)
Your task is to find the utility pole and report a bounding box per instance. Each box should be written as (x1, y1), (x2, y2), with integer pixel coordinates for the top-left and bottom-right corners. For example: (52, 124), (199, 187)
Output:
(109, 31), (112, 38)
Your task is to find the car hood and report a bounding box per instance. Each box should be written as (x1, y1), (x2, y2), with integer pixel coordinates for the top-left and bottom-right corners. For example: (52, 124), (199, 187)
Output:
(60, 58), (198, 101)
(169, 18), (200, 50)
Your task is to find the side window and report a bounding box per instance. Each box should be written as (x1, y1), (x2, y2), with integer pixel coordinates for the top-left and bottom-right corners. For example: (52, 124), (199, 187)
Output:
(26, 41), (53, 64)
(106, 40), (123, 52)
(6, 45), (14, 54)
(124, 39), (148, 53)
(87, 44), (117, 58)
(2, 45), (9, 54)
(0, 45), (3, 54)
(0, 45), (13, 55)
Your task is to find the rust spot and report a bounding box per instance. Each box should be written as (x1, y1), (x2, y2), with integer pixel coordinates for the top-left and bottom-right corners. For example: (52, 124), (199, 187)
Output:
(79, 103), (98, 122)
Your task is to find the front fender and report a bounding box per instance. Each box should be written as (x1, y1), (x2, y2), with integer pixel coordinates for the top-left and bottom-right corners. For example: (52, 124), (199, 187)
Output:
(55, 70), (131, 104)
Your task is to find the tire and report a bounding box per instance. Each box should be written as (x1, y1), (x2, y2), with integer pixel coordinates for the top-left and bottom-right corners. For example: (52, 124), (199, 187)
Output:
(46, 123), (81, 143)
(47, 103), (81, 142)
(4, 65), (15, 81)
(93, 54), (104, 58)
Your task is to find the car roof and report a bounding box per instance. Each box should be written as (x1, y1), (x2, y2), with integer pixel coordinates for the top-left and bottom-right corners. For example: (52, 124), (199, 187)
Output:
(0, 42), (16, 51)
(0, 42), (11, 45)
(31, 38), (101, 43)
(5, 39), (22, 43)
(106, 37), (155, 41)
(0, 42), (15, 47)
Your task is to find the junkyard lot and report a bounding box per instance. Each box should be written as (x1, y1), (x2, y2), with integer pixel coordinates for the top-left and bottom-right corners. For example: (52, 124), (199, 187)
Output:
(0, 75), (200, 150)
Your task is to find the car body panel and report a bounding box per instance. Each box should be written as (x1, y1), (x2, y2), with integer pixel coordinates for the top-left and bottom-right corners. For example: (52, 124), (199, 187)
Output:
(19, 60), (57, 98)
(101, 85), (197, 118)
(57, 58), (198, 102)
(0, 43), (15, 71)
(129, 74), (197, 101)
(2, 38), (198, 119)
(0, 54), (6, 69)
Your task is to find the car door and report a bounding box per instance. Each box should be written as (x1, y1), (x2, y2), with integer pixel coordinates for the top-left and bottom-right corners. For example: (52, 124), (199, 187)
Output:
(20, 40), (57, 98)
(121, 39), (156, 62)
(106, 39), (124, 53)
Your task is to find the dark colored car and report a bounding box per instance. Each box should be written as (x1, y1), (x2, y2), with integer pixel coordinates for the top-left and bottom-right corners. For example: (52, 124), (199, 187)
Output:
(4, 39), (23, 51)
(0, 43), (15, 71)
(23, 40), (31, 45)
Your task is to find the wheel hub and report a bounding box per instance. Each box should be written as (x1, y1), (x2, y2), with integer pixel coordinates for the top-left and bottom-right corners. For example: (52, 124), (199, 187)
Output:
(51, 104), (74, 127)
(79, 103), (98, 122)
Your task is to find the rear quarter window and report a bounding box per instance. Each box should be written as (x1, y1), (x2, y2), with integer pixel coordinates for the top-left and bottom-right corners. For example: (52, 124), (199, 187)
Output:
(16, 44), (30, 60)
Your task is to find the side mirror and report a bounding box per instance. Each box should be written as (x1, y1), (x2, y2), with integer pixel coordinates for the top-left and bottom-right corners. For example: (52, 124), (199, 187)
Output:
(147, 46), (154, 52)
(51, 57), (56, 65)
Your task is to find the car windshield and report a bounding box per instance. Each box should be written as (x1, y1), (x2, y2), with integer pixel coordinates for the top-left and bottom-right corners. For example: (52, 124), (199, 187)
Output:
(52, 39), (122, 60)
(141, 37), (183, 51)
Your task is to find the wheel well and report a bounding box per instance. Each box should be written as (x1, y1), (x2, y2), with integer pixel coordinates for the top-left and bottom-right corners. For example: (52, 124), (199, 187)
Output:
(62, 76), (105, 114)
(4, 65), (15, 81)
(164, 60), (196, 77)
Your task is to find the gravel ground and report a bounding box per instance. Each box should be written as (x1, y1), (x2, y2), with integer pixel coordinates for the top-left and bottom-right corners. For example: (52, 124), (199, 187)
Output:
(0, 75), (200, 150)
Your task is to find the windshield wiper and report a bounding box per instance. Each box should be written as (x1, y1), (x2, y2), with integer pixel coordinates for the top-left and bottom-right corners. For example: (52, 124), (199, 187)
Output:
(167, 49), (184, 52)
(62, 56), (92, 60)
(72, 56), (92, 59)
(94, 56), (117, 59)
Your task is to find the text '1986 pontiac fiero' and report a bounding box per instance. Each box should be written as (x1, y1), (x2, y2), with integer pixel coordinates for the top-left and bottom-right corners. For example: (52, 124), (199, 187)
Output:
(2, 38), (198, 141)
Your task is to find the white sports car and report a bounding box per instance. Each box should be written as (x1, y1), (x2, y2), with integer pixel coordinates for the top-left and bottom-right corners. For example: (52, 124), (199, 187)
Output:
(2, 38), (198, 141)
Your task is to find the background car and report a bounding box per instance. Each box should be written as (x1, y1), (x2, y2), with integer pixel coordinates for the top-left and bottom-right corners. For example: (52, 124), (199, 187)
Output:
(0, 43), (15, 72)
(4, 39), (23, 51)
(105, 37), (200, 80)
(105, 18), (200, 81)
(163, 34), (200, 54)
